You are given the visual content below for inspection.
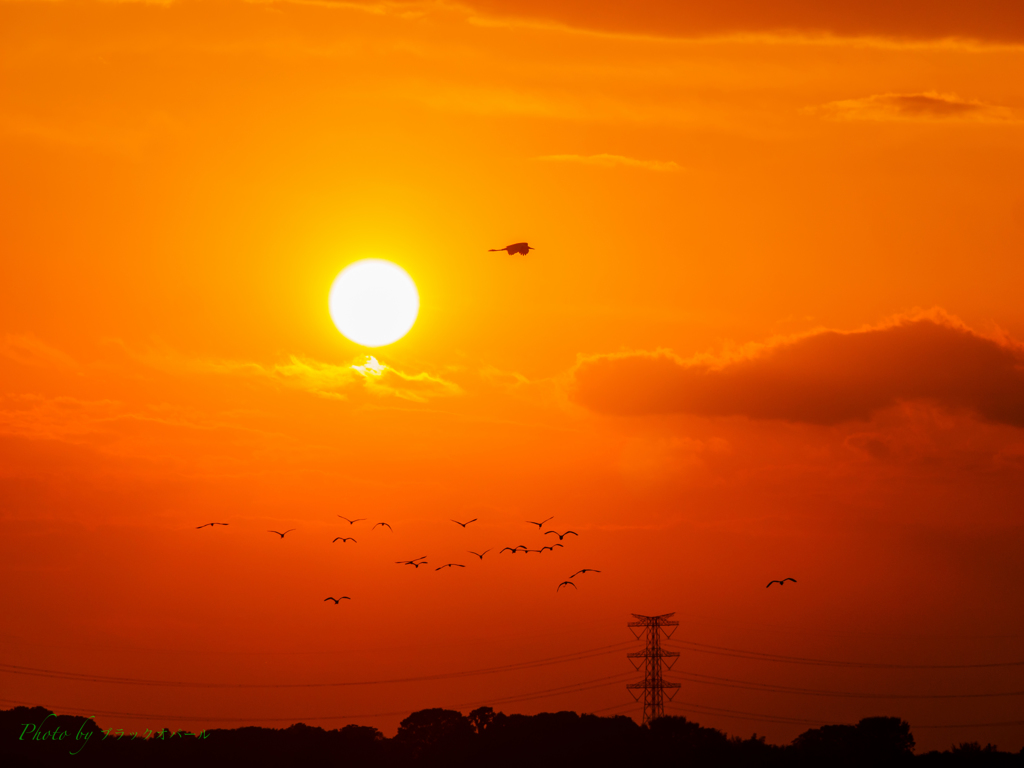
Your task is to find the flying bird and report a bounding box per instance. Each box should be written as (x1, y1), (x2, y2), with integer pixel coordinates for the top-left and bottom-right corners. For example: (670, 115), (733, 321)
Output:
(570, 569), (601, 578)
(396, 556), (428, 565)
(557, 581), (577, 591)
(324, 596), (351, 603)
(526, 516), (554, 529)
(766, 578), (797, 588)
(332, 537), (356, 544)
(545, 530), (578, 540)
(451, 518), (477, 528)
(468, 550), (491, 559)
(373, 522), (393, 531)
(196, 523), (228, 529)
(268, 529), (296, 538)
(489, 242), (534, 256)
(338, 516), (366, 525)
(539, 546), (556, 552)
(499, 547), (520, 554)
(436, 563), (466, 570)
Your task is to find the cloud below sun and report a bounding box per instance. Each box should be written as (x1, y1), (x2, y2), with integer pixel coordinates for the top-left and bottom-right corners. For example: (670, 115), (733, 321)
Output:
(187, 353), (462, 403)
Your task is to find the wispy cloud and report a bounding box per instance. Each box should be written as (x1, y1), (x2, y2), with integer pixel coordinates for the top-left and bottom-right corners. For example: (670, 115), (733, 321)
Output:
(808, 92), (1018, 122)
(536, 153), (682, 172)
(148, 351), (462, 403)
(0, 335), (80, 373)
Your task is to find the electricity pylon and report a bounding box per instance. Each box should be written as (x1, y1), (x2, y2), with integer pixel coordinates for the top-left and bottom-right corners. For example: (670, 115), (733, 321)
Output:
(627, 612), (680, 725)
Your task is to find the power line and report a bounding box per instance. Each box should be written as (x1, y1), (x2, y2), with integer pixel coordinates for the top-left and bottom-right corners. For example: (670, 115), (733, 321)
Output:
(665, 639), (1024, 670)
(666, 670), (1024, 699)
(0, 640), (636, 690)
(914, 720), (1024, 729)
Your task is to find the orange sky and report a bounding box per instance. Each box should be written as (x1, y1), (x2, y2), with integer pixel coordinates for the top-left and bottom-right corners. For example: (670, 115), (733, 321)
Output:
(2, 0), (1024, 752)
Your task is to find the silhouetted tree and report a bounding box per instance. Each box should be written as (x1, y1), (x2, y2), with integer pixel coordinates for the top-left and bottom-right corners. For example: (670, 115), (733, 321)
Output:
(5, 704), (1024, 768)
(394, 708), (473, 766)
(791, 717), (914, 768)
(648, 716), (731, 766)
(468, 706), (495, 735)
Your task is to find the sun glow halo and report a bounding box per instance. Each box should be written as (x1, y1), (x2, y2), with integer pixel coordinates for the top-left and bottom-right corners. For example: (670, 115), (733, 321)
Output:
(328, 260), (419, 347)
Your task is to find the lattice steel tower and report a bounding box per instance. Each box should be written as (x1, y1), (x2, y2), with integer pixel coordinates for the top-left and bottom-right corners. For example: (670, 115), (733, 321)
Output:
(627, 612), (680, 725)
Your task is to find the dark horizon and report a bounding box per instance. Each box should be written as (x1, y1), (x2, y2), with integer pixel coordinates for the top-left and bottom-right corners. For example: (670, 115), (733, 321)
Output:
(4, 704), (1023, 767)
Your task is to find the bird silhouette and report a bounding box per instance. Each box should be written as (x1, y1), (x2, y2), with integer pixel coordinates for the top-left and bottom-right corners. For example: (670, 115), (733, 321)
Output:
(489, 242), (534, 256)
(557, 581), (577, 591)
(766, 578), (797, 588)
(468, 550), (491, 559)
(338, 516), (366, 525)
(570, 569), (601, 578)
(396, 556), (428, 565)
(545, 530), (578, 540)
(196, 523), (228, 529)
(522, 548), (543, 554)
(268, 529), (296, 538)
(539, 545), (556, 552)
(324, 596), (351, 603)
(526, 516), (553, 529)
(436, 563), (466, 570)
(499, 547), (520, 554)
(332, 537), (356, 544)
(373, 522), (393, 531)
(451, 518), (477, 528)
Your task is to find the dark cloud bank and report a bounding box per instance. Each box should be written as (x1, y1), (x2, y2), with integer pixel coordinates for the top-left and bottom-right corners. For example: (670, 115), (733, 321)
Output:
(572, 317), (1024, 426)
(462, 0), (1024, 43)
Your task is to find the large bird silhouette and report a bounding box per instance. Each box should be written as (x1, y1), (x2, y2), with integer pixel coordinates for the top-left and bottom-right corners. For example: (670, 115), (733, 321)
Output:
(766, 578), (797, 588)
(489, 242), (534, 256)
(268, 529), (296, 538)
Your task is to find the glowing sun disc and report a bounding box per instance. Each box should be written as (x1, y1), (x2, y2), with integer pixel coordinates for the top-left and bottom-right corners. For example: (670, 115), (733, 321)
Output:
(328, 260), (419, 347)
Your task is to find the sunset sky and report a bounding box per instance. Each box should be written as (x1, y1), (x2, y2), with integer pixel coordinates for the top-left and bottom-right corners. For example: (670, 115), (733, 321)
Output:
(2, 0), (1024, 753)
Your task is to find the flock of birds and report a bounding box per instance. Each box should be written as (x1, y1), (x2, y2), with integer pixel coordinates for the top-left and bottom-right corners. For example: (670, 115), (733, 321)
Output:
(195, 514), (601, 602)
(197, 241), (801, 597)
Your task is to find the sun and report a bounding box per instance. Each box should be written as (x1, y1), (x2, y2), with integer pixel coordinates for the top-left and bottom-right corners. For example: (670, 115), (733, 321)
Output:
(328, 259), (419, 347)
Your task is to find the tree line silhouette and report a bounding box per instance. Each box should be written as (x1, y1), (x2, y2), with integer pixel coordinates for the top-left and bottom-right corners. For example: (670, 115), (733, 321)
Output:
(3, 705), (1022, 767)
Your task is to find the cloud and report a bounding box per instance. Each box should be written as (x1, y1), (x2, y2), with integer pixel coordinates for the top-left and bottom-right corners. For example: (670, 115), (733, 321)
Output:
(571, 313), (1024, 427)
(809, 92), (1017, 122)
(11, 0), (1024, 45)
(0, 335), (79, 373)
(183, 353), (461, 403)
(536, 154), (681, 172)
(444, 0), (1024, 45)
